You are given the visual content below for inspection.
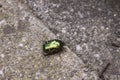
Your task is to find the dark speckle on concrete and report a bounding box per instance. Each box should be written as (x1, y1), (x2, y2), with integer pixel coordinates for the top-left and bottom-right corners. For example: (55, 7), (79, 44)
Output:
(3, 25), (16, 34)
(17, 20), (29, 32)
(0, 4), (2, 8)
(0, 5), (2, 8)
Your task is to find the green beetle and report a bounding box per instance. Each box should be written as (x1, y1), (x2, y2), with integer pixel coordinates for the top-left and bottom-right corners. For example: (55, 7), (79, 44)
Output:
(43, 39), (65, 56)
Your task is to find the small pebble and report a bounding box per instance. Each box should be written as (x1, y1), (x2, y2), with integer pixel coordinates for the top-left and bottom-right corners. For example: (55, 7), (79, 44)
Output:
(61, 28), (66, 33)
(81, 27), (86, 30)
(76, 45), (82, 52)
(94, 54), (100, 58)
(0, 54), (5, 58)
(113, 14), (117, 17)
(0, 70), (3, 75)
(18, 43), (24, 47)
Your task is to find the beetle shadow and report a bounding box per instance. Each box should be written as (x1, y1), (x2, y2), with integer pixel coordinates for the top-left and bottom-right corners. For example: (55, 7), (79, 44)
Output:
(43, 48), (64, 57)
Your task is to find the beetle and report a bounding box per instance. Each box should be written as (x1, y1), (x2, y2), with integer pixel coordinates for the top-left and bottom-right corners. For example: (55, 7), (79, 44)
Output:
(43, 39), (65, 56)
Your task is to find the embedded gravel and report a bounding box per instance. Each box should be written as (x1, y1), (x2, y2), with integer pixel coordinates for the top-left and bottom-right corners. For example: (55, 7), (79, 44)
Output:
(25, 0), (120, 79)
(0, 0), (99, 80)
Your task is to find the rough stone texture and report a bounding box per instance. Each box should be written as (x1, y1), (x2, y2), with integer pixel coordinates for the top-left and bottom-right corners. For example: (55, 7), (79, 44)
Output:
(24, 0), (120, 80)
(0, 0), (98, 80)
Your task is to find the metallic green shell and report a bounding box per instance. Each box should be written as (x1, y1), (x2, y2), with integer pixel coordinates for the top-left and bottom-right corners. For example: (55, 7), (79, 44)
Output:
(45, 40), (60, 49)
(43, 39), (65, 56)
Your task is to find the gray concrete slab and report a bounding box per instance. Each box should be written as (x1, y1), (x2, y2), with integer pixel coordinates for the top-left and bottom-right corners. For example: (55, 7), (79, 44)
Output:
(0, 0), (98, 80)
(25, 0), (120, 80)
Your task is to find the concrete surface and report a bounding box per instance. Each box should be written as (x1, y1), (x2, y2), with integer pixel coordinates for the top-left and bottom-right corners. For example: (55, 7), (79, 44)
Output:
(24, 0), (120, 80)
(0, 0), (99, 80)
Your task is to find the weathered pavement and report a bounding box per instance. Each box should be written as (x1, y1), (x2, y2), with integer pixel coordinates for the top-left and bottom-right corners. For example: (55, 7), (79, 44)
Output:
(25, 0), (120, 80)
(0, 0), (99, 80)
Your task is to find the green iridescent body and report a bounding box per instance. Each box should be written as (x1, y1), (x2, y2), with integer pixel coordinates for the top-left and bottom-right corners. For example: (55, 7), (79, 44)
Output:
(43, 39), (65, 56)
